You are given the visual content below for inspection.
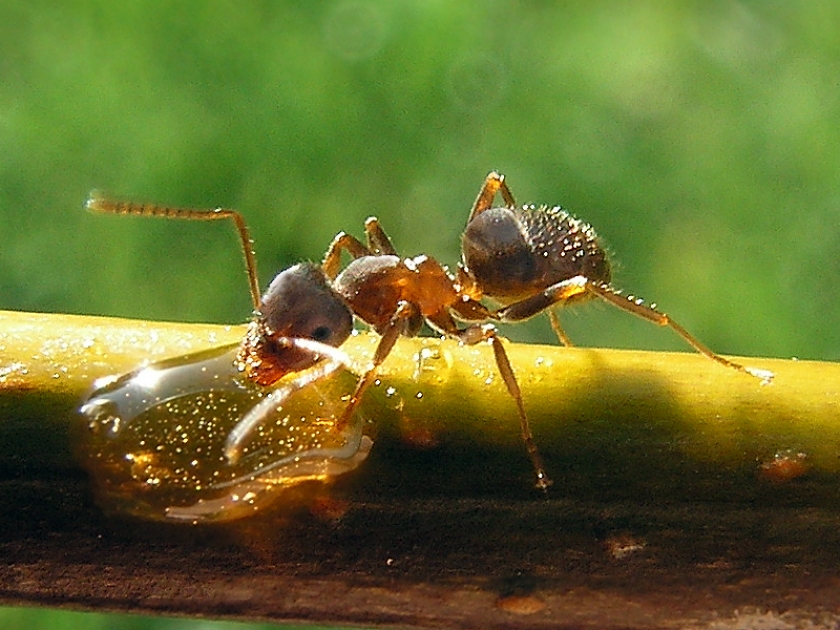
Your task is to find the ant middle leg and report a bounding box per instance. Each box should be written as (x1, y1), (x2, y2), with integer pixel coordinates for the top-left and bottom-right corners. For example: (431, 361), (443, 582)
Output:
(429, 309), (552, 491)
(487, 327), (552, 490)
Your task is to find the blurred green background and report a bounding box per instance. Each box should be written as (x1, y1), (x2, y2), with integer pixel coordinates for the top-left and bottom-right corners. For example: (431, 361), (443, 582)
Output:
(2, 0), (839, 627)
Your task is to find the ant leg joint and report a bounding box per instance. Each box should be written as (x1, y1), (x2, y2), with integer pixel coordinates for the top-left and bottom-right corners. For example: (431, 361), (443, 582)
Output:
(458, 322), (496, 345)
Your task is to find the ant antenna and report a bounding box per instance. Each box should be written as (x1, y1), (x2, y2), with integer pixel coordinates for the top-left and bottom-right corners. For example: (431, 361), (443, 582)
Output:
(86, 194), (262, 311)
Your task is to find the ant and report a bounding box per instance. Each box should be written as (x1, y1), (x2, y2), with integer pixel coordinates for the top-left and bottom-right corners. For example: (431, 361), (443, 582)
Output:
(458, 171), (772, 383)
(86, 191), (553, 491)
(86, 173), (770, 500)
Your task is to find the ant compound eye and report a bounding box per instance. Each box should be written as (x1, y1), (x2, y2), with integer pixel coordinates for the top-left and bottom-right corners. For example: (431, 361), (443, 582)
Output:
(261, 263), (353, 348)
(311, 325), (333, 342)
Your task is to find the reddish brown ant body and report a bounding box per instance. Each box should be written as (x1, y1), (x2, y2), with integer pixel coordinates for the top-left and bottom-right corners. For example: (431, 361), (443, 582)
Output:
(86, 173), (770, 502)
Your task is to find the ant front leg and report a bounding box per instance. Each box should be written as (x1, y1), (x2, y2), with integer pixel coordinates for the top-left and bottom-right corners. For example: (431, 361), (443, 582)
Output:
(363, 217), (398, 256)
(496, 275), (774, 383)
(322, 232), (372, 279)
(466, 171), (518, 223)
(430, 307), (552, 491)
(321, 217), (399, 279)
(333, 300), (419, 433)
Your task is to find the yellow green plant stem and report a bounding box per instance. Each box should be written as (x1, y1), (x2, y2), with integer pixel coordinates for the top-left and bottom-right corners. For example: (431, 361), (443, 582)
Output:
(1, 309), (839, 499)
(4, 309), (840, 627)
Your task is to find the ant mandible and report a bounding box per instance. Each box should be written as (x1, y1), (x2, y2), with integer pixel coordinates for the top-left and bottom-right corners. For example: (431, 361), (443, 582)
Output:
(86, 192), (553, 491)
(458, 171), (772, 382)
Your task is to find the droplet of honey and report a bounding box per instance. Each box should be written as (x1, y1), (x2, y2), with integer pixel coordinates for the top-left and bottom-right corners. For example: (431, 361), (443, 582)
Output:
(76, 344), (371, 522)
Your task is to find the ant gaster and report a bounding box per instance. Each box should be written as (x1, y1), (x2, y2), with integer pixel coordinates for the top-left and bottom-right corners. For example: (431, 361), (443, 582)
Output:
(458, 172), (772, 383)
(86, 190), (553, 491)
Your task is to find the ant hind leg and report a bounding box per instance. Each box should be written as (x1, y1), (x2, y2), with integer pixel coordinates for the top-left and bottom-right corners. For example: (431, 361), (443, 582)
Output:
(467, 171), (518, 223)
(496, 275), (773, 383)
(584, 283), (774, 382)
(547, 308), (574, 347)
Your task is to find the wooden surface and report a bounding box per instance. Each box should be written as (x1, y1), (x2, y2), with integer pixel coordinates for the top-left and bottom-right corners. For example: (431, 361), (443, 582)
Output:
(3, 440), (840, 629)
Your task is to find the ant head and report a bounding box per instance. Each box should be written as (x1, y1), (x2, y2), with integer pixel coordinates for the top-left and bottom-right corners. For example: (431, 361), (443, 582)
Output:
(237, 262), (353, 386)
(261, 262), (353, 346)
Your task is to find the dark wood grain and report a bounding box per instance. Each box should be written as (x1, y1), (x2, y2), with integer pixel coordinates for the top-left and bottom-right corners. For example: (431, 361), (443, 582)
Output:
(2, 438), (840, 629)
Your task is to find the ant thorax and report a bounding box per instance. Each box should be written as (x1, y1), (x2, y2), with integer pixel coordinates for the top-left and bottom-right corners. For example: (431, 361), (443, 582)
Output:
(332, 254), (457, 335)
(461, 204), (611, 304)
